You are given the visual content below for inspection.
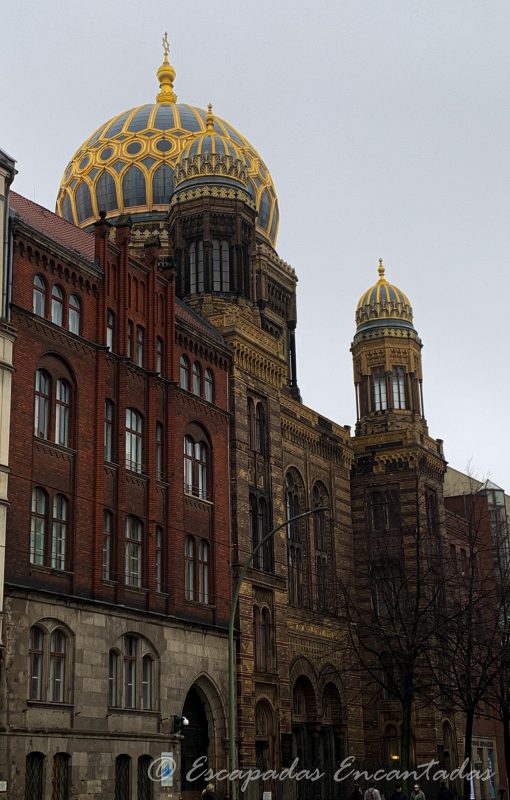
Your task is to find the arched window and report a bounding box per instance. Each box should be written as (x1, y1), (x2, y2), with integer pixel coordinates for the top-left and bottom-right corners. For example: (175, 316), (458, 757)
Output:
(183, 435), (209, 500)
(104, 400), (114, 462)
(198, 540), (210, 604)
(142, 655), (153, 710)
(123, 165), (146, 207)
(155, 527), (163, 593)
(55, 380), (70, 447)
(48, 630), (66, 702)
(312, 483), (328, 552)
(125, 516), (143, 588)
(123, 636), (137, 708)
(75, 181), (93, 222)
(392, 366), (407, 409)
(51, 286), (64, 326)
(251, 495), (273, 572)
(33, 275), (46, 317)
(372, 366), (388, 411)
(68, 294), (81, 334)
(192, 362), (201, 396)
(25, 752), (44, 800)
(125, 409), (143, 473)
(189, 240), (204, 293)
(254, 606), (274, 672)
(34, 369), (50, 439)
(248, 398), (255, 448)
(212, 239), (230, 291)
(127, 320), (133, 358)
(30, 488), (47, 565)
(96, 171), (117, 212)
(106, 310), (115, 351)
(135, 326), (144, 367)
(204, 369), (214, 403)
(156, 422), (164, 481)
(103, 510), (113, 580)
(29, 626), (44, 700)
(153, 164), (173, 203)
(115, 754), (131, 800)
(108, 649), (118, 706)
(156, 337), (163, 374)
(51, 495), (68, 571)
(255, 404), (266, 454)
(52, 753), (70, 800)
(138, 755), (153, 800)
(286, 471), (306, 607)
(179, 355), (190, 390)
(185, 535), (195, 601)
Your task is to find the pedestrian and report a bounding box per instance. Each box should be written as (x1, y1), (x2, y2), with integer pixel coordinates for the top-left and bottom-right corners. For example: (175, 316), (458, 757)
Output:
(390, 785), (406, 800)
(350, 784), (364, 800)
(411, 784), (426, 800)
(437, 782), (453, 800)
(365, 783), (382, 800)
(202, 783), (216, 800)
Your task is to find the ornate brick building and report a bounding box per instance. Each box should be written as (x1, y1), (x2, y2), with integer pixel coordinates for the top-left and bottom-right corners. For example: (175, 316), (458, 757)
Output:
(0, 38), (506, 800)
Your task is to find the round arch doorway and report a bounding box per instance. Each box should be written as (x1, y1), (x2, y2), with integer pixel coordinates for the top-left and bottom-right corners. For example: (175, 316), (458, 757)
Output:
(181, 687), (210, 798)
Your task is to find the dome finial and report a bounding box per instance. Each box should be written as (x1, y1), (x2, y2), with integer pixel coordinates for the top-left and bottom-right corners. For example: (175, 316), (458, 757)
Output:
(156, 32), (177, 104)
(206, 103), (215, 131)
(378, 257), (385, 281)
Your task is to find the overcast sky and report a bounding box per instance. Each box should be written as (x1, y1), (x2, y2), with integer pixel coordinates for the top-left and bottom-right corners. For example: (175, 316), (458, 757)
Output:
(3, 0), (509, 489)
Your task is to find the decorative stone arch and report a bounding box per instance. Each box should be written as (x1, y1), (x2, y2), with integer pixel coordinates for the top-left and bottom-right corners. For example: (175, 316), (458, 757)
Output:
(181, 672), (227, 780)
(318, 666), (345, 710)
(290, 657), (319, 724)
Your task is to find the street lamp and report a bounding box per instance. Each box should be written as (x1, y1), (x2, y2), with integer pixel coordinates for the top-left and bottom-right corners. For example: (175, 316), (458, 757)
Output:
(228, 506), (329, 800)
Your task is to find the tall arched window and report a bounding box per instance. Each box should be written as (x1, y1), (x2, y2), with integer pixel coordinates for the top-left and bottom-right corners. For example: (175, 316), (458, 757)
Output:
(33, 275), (46, 317)
(262, 607), (274, 671)
(204, 369), (214, 403)
(48, 630), (66, 702)
(34, 369), (50, 439)
(192, 362), (201, 396)
(55, 380), (70, 447)
(108, 649), (118, 706)
(115, 755), (131, 800)
(180, 355), (190, 390)
(138, 755), (153, 800)
(183, 434), (209, 499)
(125, 516), (143, 588)
(286, 471), (306, 607)
(156, 422), (164, 480)
(29, 627), (44, 700)
(96, 171), (118, 213)
(250, 495), (273, 572)
(103, 510), (113, 580)
(30, 488), (47, 565)
(52, 753), (70, 800)
(392, 366), (407, 409)
(123, 636), (137, 708)
(255, 404), (266, 454)
(156, 337), (163, 374)
(312, 483), (328, 552)
(68, 295), (81, 334)
(125, 409), (143, 473)
(51, 495), (68, 571)
(198, 540), (210, 604)
(104, 400), (114, 462)
(248, 398), (256, 449)
(372, 366), (388, 411)
(189, 240), (204, 293)
(383, 724), (400, 764)
(106, 310), (115, 351)
(212, 239), (230, 291)
(142, 655), (153, 710)
(51, 286), (64, 326)
(135, 326), (144, 367)
(155, 527), (163, 593)
(185, 535), (195, 600)
(25, 752), (44, 800)
(123, 166), (146, 207)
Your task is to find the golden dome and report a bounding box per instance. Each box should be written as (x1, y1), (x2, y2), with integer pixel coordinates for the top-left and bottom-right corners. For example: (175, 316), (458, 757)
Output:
(356, 259), (414, 332)
(56, 40), (279, 246)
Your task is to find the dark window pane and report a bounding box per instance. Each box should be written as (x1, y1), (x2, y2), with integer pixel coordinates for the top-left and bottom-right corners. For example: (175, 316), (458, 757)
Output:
(122, 166), (146, 207)
(152, 165), (174, 203)
(178, 106), (202, 132)
(127, 105), (152, 133)
(75, 182), (93, 222)
(154, 105), (175, 130)
(96, 172), (117, 212)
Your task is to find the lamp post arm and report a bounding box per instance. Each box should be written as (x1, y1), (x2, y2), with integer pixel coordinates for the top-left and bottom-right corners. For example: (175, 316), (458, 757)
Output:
(227, 505), (328, 800)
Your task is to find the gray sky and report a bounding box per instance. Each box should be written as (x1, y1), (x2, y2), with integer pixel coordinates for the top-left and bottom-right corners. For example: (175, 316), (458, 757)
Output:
(3, 0), (510, 489)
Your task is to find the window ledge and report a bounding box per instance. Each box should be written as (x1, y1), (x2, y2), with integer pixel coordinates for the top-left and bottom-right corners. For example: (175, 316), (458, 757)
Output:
(184, 491), (213, 506)
(29, 565), (73, 577)
(183, 599), (215, 609)
(33, 436), (76, 456)
(27, 700), (73, 709)
(107, 706), (160, 716)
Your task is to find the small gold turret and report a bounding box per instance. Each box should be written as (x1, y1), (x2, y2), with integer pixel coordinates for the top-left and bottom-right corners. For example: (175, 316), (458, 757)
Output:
(156, 32), (177, 104)
(206, 103), (215, 131)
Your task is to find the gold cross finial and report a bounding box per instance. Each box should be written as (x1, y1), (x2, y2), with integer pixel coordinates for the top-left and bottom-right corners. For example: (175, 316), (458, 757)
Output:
(378, 257), (385, 280)
(206, 103), (215, 130)
(162, 32), (170, 61)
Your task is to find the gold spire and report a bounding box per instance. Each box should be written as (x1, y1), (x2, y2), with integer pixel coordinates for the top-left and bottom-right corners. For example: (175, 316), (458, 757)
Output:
(156, 32), (177, 104)
(206, 103), (215, 131)
(377, 257), (386, 282)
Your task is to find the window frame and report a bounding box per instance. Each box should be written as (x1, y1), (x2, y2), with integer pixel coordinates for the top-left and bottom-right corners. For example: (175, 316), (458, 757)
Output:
(372, 366), (388, 412)
(33, 275), (46, 317)
(68, 294), (81, 334)
(51, 285), (64, 327)
(125, 515), (143, 589)
(125, 408), (143, 474)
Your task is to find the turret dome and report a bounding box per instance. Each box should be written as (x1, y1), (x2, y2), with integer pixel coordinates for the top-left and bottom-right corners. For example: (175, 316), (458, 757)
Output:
(356, 259), (414, 332)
